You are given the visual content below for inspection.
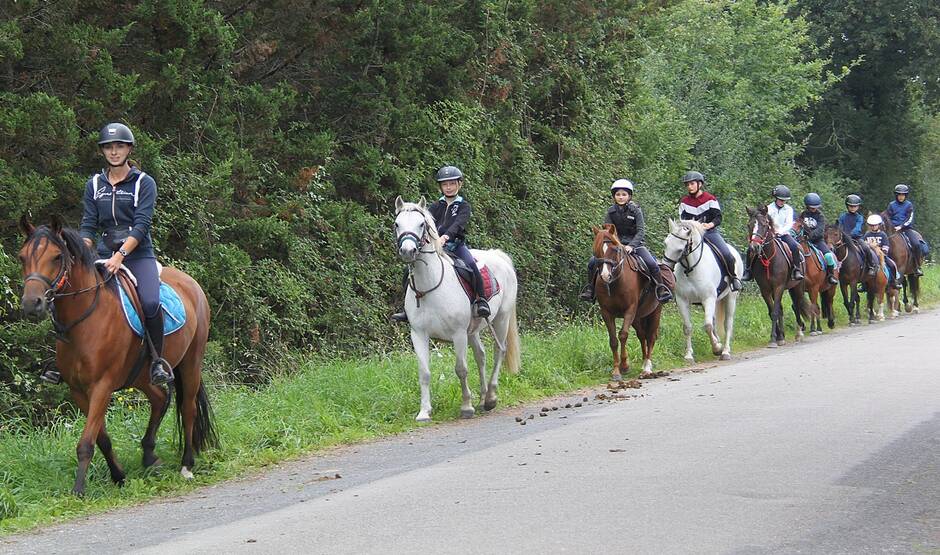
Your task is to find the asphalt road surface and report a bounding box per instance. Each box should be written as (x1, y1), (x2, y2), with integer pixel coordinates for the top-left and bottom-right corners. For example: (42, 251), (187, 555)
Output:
(4, 309), (940, 554)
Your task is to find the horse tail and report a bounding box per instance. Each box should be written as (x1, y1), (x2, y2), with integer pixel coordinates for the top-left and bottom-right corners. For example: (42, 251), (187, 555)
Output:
(504, 304), (521, 374)
(175, 379), (220, 454)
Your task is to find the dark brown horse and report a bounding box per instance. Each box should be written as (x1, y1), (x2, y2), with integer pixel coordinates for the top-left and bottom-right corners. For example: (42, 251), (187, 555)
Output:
(18, 216), (217, 496)
(793, 221), (836, 335)
(591, 224), (663, 381)
(745, 206), (805, 347)
(880, 211), (921, 314)
(824, 224), (870, 325)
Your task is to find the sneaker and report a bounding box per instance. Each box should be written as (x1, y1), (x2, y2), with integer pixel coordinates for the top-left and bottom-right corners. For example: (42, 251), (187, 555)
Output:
(390, 311), (409, 323)
(915, 267), (923, 276)
(150, 360), (173, 386)
(474, 299), (491, 318)
(656, 285), (673, 303)
(730, 278), (743, 291)
(40, 369), (62, 385)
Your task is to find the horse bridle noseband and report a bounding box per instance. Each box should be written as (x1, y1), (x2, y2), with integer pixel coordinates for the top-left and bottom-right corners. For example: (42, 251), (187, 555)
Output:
(24, 238), (113, 338)
(663, 230), (704, 274)
(396, 209), (445, 304)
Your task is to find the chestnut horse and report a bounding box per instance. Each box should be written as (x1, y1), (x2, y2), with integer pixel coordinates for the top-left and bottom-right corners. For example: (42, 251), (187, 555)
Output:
(880, 211), (921, 314)
(867, 244), (901, 321)
(824, 225), (869, 326)
(18, 216), (217, 496)
(793, 221), (836, 335)
(745, 206), (805, 347)
(591, 224), (663, 381)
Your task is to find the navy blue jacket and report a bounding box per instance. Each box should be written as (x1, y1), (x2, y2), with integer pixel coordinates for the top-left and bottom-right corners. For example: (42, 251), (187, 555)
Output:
(886, 200), (914, 229)
(864, 231), (890, 253)
(604, 202), (646, 248)
(798, 209), (827, 242)
(429, 196), (471, 246)
(79, 167), (157, 259)
(838, 211), (864, 239)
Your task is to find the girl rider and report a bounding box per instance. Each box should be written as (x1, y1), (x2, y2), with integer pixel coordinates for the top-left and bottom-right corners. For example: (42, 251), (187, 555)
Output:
(798, 193), (839, 285)
(579, 179), (673, 303)
(863, 214), (904, 289)
(886, 184), (926, 276)
(837, 194), (878, 278)
(78, 123), (172, 385)
(678, 171), (742, 291)
(391, 165), (490, 322)
(754, 185), (804, 282)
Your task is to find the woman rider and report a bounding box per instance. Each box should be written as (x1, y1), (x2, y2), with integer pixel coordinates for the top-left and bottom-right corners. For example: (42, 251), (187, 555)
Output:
(78, 123), (172, 385)
(748, 185), (804, 282)
(579, 179), (673, 303)
(678, 171), (742, 291)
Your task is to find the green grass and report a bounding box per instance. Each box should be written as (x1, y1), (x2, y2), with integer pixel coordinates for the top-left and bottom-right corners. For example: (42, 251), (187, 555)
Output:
(1, 266), (937, 534)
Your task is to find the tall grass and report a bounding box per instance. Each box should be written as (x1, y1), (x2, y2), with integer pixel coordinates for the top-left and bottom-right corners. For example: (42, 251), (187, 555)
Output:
(0, 266), (937, 534)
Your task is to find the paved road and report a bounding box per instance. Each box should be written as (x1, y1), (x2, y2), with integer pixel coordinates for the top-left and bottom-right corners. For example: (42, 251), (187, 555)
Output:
(4, 310), (940, 554)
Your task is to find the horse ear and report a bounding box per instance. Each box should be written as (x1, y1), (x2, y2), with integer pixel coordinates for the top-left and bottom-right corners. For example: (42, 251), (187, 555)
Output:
(591, 225), (599, 236)
(418, 196), (427, 210)
(745, 206), (756, 217)
(603, 223), (616, 234)
(19, 214), (35, 237)
(668, 218), (678, 233)
(49, 214), (64, 235)
(395, 195), (404, 213)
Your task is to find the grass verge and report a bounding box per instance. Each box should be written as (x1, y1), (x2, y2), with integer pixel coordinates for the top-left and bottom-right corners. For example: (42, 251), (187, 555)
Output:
(1, 266), (937, 534)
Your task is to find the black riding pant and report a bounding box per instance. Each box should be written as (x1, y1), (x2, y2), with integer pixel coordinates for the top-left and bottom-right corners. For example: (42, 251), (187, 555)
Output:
(703, 229), (737, 274)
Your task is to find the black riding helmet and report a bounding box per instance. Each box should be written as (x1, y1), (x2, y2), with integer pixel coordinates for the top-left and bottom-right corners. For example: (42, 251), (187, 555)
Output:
(98, 123), (135, 146)
(681, 171), (705, 184)
(894, 183), (910, 195)
(772, 185), (791, 201)
(435, 165), (463, 182)
(845, 194), (862, 207)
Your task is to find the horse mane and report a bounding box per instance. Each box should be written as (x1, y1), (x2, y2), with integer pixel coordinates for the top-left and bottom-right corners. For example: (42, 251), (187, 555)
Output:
(675, 219), (705, 240)
(26, 224), (96, 269)
(397, 201), (445, 257)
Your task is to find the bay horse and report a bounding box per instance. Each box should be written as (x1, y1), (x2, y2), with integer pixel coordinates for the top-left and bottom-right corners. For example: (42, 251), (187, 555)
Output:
(745, 206), (805, 347)
(591, 224), (663, 380)
(866, 244), (901, 321)
(793, 221), (836, 335)
(394, 197), (520, 422)
(662, 219), (741, 362)
(880, 211), (921, 314)
(824, 224), (868, 326)
(18, 216), (217, 496)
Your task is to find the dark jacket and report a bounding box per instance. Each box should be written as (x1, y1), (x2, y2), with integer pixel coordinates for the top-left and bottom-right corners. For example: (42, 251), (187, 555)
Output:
(604, 202), (646, 248)
(864, 231), (890, 253)
(838, 211), (864, 239)
(679, 191), (722, 227)
(886, 200), (914, 229)
(798, 209), (827, 243)
(79, 167), (156, 259)
(429, 195), (471, 246)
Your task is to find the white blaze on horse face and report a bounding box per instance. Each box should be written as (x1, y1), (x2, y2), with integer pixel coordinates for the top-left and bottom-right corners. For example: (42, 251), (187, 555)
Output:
(600, 242), (611, 281)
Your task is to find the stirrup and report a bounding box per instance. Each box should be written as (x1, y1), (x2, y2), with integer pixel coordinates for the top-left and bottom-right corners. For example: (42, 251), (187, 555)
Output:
(150, 358), (173, 386)
(40, 369), (62, 385)
(730, 278), (742, 291)
(474, 299), (491, 318)
(655, 284), (673, 303)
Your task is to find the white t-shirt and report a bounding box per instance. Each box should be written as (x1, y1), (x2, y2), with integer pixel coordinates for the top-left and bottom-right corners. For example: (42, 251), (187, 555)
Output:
(766, 202), (795, 235)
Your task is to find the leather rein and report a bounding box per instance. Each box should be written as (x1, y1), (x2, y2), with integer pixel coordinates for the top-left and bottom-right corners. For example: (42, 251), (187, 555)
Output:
(396, 210), (445, 305)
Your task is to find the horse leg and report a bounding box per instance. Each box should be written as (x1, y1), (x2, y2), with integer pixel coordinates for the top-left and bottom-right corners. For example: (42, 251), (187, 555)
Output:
(719, 295), (736, 360)
(840, 282), (854, 326)
(410, 328), (433, 422)
(71, 387), (126, 486)
(902, 276), (911, 312)
(468, 332), (488, 410)
(619, 308), (637, 377)
(601, 310), (622, 382)
(701, 296), (722, 356)
(787, 287), (803, 343)
(139, 383), (170, 469)
(638, 308), (661, 375)
(452, 334), (474, 419)
(775, 289), (788, 345)
(910, 275), (920, 314)
(762, 288), (778, 348)
(71, 385), (113, 496)
(676, 296), (695, 363)
(484, 312), (512, 411)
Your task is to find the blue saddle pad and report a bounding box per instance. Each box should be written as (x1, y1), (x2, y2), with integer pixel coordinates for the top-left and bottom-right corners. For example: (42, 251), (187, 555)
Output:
(807, 244), (826, 269)
(118, 281), (186, 337)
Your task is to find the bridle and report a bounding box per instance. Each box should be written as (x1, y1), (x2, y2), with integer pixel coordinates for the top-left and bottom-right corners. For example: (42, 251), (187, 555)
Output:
(396, 208), (445, 305)
(663, 228), (704, 275)
(596, 237), (626, 284)
(23, 234), (113, 338)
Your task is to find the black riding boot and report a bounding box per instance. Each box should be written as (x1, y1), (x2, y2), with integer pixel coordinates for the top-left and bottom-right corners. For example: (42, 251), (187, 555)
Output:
(791, 253), (805, 280)
(741, 250), (754, 281)
(390, 269), (409, 323)
(472, 270), (491, 318)
(40, 366), (62, 384)
(727, 259), (742, 291)
(144, 311), (173, 386)
(579, 263), (598, 302)
(865, 248), (877, 277)
(826, 265), (838, 285)
(653, 273), (673, 303)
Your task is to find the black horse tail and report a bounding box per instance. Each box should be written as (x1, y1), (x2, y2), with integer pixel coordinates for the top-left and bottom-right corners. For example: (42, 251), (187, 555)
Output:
(175, 378), (220, 454)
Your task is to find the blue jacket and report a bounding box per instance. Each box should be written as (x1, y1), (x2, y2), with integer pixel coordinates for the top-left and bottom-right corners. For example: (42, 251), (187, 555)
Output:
(838, 212), (864, 239)
(429, 196), (471, 248)
(79, 167), (157, 259)
(886, 200), (914, 229)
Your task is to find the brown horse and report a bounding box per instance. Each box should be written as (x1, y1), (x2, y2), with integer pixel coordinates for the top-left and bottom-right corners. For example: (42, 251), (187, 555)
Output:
(745, 206), (805, 347)
(866, 244), (901, 321)
(793, 222), (836, 335)
(824, 224), (871, 326)
(18, 216), (217, 496)
(591, 224), (663, 381)
(880, 211), (921, 314)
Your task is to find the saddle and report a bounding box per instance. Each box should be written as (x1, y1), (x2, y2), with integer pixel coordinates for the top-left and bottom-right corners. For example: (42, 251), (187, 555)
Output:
(96, 261), (187, 337)
(626, 254), (675, 300)
(800, 242), (825, 270)
(451, 256), (500, 302)
(701, 239), (731, 296)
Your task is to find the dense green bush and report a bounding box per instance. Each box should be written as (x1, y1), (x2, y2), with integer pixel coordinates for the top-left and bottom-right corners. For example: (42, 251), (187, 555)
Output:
(1, 0), (936, 422)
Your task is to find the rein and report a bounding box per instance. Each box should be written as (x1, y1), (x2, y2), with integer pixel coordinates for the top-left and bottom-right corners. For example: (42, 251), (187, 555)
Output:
(664, 230), (705, 275)
(397, 208), (446, 307)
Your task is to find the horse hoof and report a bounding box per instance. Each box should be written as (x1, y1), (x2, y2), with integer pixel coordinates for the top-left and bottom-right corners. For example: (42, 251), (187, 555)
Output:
(143, 456), (162, 469)
(483, 398), (497, 412)
(640, 371), (653, 379)
(684, 355), (695, 364)
(905, 304), (913, 313)
(112, 472), (127, 486)
(72, 487), (85, 498)
(777, 340), (787, 346)
(913, 306), (920, 314)
(611, 373), (623, 383)
(719, 353), (731, 361)
(415, 413), (432, 423)
(460, 408), (475, 419)
(711, 348), (723, 357)
(180, 467), (194, 480)
(767, 342), (778, 349)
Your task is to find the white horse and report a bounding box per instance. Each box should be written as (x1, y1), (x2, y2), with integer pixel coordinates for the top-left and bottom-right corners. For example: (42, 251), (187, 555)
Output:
(662, 219), (742, 362)
(394, 196), (520, 422)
